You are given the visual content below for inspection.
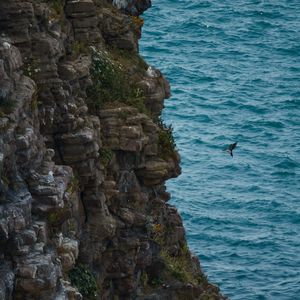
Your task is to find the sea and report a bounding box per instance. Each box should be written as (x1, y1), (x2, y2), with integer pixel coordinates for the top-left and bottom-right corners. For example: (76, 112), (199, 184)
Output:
(140, 1), (300, 299)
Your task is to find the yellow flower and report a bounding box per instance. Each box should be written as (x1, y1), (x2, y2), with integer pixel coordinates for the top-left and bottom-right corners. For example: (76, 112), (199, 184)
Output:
(131, 16), (144, 27)
(153, 223), (162, 233)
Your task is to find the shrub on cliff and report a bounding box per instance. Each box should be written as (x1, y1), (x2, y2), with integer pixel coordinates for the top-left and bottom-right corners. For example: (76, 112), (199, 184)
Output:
(156, 118), (177, 160)
(69, 264), (98, 299)
(87, 47), (147, 113)
(160, 249), (194, 283)
(98, 148), (113, 167)
(151, 224), (199, 285)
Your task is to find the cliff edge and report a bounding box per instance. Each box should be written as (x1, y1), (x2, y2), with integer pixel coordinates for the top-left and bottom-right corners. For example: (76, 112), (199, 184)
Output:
(0, 0), (225, 299)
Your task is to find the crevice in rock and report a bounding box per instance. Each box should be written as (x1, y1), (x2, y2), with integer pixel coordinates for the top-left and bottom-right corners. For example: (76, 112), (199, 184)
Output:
(80, 191), (88, 224)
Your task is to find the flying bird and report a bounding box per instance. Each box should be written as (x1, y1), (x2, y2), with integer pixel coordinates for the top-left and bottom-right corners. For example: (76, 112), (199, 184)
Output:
(225, 142), (238, 157)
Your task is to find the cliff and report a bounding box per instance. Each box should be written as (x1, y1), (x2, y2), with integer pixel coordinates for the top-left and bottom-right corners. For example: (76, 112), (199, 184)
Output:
(0, 0), (225, 299)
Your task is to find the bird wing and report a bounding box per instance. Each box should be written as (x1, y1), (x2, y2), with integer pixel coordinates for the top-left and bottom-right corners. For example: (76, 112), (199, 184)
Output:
(223, 142), (238, 152)
(229, 142), (237, 150)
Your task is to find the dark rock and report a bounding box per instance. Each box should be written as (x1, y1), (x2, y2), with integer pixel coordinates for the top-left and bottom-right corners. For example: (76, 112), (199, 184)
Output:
(0, 263), (14, 300)
(0, 0), (225, 299)
(112, 0), (152, 16)
(99, 8), (139, 51)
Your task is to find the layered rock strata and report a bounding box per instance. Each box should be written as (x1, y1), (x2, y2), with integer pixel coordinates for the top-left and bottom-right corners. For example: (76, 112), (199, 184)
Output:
(0, 0), (225, 299)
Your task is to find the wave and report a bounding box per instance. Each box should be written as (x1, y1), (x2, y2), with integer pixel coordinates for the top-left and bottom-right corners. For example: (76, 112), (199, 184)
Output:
(141, 0), (300, 298)
(274, 157), (299, 169)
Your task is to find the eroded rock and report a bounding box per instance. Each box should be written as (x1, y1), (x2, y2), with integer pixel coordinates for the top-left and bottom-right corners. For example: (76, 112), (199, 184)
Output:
(0, 0), (225, 299)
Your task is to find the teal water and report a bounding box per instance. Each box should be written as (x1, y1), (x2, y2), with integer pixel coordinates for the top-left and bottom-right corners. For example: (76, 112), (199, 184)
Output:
(140, 1), (300, 299)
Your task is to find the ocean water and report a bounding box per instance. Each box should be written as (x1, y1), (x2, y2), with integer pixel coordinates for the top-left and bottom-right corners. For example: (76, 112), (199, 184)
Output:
(140, 1), (300, 299)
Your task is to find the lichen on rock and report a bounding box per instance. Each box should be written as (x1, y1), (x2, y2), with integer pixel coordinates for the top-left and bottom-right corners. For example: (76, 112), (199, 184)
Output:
(0, 0), (226, 299)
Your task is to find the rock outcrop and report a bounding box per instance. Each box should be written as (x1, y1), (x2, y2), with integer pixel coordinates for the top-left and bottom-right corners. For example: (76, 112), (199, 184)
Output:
(0, 0), (225, 299)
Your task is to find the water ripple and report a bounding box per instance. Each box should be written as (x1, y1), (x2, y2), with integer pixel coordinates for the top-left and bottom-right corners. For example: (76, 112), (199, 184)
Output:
(141, 0), (300, 299)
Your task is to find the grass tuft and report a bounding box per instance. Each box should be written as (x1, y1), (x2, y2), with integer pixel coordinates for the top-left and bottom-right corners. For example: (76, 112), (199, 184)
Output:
(86, 47), (147, 113)
(48, 0), (65, 17)
(160, 249), (195, 284)
(67, 175), (79, 194)
(155, 118), (177, 160)
(69, 264), (98, 299)
(70, 41), (89, 60)
(99, 148), (113, 167)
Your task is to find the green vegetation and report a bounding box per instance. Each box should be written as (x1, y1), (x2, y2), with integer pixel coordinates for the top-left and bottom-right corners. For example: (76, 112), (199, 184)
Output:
(31, 0), (65, 26)
(160, 249), (195, 284)
(151, 223), (164, 246)
(140, 271), (148, 287)
(31, 97), (38, 111)
(199, 294), (217, 300)
(180, 241), (190, 257)
(69, 264), (98, 299)
(47, 0), (65, 17)
(117, 110), (130, 120)
(70, 41), (89, 60)
(150, 276), (162, 286)
(110, 46), (148, 72)
(156, 118), (177, 160)
(197, 274), (209, 286)
(48, 208), (66, 224)
(99, 148), (113, 167)
(30, 90), (40, 112)
(1, 174), (9, 186)
(150, 223), (198, 285)
(23, 58), (41, 79)
(23, 64), (33, 78)
(67, 175), (79, 194)
(0, 98), (15, 116)
(86, 47), (147, 113)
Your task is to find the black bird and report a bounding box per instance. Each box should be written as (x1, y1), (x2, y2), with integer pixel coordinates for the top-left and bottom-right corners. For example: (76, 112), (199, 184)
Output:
(225, 142), (238, 157)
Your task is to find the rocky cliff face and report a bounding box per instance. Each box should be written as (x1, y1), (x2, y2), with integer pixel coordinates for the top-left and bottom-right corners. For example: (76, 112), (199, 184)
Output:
(0, 1), (225, 299)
